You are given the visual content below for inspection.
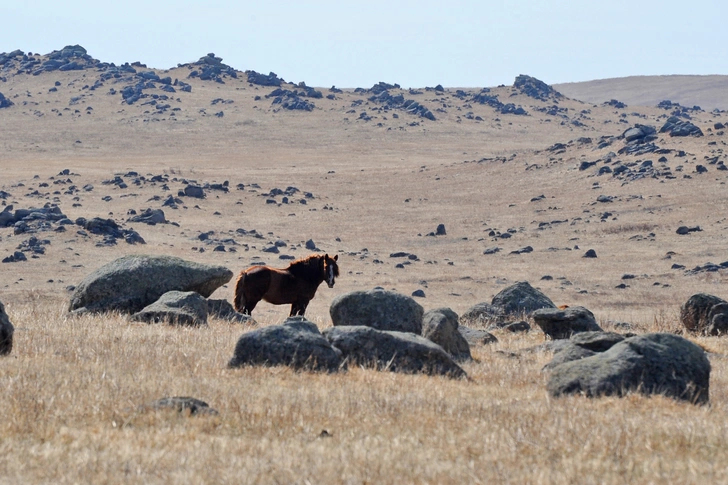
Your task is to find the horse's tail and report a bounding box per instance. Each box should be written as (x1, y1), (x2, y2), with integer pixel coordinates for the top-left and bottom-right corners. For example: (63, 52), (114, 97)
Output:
(233, 270), (247, 313)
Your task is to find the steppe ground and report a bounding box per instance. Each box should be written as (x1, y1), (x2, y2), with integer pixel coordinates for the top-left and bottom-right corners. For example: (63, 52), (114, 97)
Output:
(1, 59), (728, 483)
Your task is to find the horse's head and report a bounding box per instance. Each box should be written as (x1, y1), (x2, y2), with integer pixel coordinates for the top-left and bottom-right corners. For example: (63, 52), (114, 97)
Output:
(323, 254), (339, 288)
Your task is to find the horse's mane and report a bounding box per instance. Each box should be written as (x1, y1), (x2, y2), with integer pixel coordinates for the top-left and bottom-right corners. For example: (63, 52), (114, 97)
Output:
(287, 254), (325, 278)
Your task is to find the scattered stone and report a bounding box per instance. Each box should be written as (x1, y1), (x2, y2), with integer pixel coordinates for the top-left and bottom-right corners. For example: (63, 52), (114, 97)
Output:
(2, 251), (27, 263)
(323, 325), (466, 378)
(421, 308), (471, 361)
(676, 225), (702, 235)
(330, 288), (424, 334)
(533, 306), (603, 339)
(0, 300), (14, 355)
(130, 290), (208, 326)
(228, 317), (341, 372)
(547, 333), (710, 405)
(435, 223), (446, 235)
(411, 289), (426, 298)
(583, 249), (597, 258)
(69, 255), (232, 315)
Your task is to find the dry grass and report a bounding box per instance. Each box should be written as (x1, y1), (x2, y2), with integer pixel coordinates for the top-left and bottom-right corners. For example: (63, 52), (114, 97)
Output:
(1, 295), (728, 484)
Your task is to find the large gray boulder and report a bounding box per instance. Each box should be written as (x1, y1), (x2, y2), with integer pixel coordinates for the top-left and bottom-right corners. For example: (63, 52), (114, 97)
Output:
(329, 288), (424, 334)
(228, 317), (341, 372)
(323, 325), (466, 378)
(68, 255), (232, 315)
(491, 281), (556, 316)
(130, 291), (208, 326)
(680, 293), (728, 334)
(533, 306), (603, 339)
(421, 308), (471, 361)
(0, 300), (14, 355)
(547, 333), (710, 404)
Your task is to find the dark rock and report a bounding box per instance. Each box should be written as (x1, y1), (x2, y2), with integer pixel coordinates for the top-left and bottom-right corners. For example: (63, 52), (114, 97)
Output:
(411, 289), (426, 298)
(491, 281), (556, 316)
(330, 288), (424, 334)
(533, 306), (603, 339)
(323, 325), (465, 378)
(583, 249), (597, 258)
(660, 116), (703, 137)
(130, 291), (208, 326)
(680, 293), (728, 334)
(547, 333), (710, 405)
(0, 92), (13, 109)
(0, 300), (14, 355)
(622, 124), (656, 143)
(421, 308), (471, 361)
(436, 223), (446, 235)
(305, 239), (317, 250)
(458, 326), (498, 345)
(128, 208), (166, 225)
(228, 317), (341, 372)
(69, 255), (232, 315)
(184, 185), (205, 198)
(2, 251), (27, 263)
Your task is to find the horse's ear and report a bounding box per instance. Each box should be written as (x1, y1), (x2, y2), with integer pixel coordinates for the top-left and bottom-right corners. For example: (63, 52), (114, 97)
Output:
(333, 255), (338, 261)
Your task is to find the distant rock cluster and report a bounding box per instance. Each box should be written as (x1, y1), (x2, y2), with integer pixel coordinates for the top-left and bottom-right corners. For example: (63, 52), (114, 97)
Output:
(366, 82), (436, 121)
(472, 89), (527, 115)
(513, 74), (561, 101)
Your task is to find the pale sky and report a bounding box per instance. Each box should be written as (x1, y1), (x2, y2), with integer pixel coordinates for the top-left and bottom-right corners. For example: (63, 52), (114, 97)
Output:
(3, 0), (726, 88)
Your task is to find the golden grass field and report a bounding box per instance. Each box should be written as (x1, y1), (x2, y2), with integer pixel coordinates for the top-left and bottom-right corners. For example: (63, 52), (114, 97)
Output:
(2, 52), (728, 483)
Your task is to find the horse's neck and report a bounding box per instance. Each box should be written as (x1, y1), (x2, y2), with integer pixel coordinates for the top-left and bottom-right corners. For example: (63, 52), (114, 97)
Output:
(289, 260), (324, 283)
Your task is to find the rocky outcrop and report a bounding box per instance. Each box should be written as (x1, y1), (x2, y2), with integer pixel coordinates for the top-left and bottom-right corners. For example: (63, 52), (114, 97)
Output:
(532, 306), (603, 339)
(330, 288), (424, 334)
(547, 333), (710, 405)
(130, 291), (208, 326)
(491, 281), (556, 317)
(323, 325), (466, 378)
(421, 308), (471, 361)
(69, 255), (232, 315)
(228, 317), (341, 372)
(660, 116), (703, 137)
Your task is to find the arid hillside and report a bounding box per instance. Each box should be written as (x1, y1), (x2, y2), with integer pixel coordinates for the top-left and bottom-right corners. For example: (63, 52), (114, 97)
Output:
(555, 75), (728, 111)
(2, 45), (728, 484)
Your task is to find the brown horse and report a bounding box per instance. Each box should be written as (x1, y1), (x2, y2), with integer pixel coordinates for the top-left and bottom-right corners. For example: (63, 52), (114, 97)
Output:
(233, 254), (339, 316)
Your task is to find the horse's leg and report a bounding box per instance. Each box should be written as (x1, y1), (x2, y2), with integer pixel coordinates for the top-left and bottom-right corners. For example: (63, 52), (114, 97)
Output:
(290, 300), (309, 317)
(241, 269), (270, 316)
